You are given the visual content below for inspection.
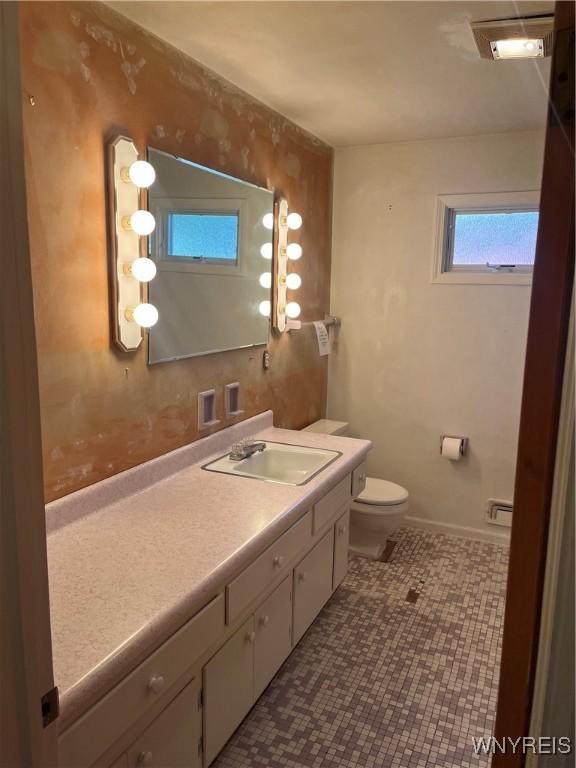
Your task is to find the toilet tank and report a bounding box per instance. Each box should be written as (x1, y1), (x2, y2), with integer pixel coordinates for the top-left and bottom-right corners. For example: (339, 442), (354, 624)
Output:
(301, 419), (349, 436)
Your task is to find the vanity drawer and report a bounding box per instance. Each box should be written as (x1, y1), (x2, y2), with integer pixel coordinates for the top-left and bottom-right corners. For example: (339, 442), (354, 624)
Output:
(351, 461), (367, 499)
(313, 475), (351, 533)
(59, 594), (224, 768)
(226, 511), (311, 624)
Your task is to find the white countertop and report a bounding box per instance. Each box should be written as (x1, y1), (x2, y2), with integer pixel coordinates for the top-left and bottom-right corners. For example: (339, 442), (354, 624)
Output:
(46, 412), (371, 731)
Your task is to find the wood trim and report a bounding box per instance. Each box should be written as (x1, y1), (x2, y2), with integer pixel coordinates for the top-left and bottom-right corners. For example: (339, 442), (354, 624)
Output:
(492, 2), (575, 764)
(0, 3), (57, 765)
(527, 300), (574, 764)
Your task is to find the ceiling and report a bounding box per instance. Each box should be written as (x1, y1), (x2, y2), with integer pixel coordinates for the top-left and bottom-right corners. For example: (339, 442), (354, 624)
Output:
(109, 1), (553, 147)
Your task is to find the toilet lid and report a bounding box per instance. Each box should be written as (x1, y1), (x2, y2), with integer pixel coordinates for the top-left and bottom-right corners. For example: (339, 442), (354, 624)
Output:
(356, 478), (409, 506)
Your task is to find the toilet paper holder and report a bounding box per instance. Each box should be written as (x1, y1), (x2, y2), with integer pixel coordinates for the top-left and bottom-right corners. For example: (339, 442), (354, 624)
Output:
(439, 435), (469, 457)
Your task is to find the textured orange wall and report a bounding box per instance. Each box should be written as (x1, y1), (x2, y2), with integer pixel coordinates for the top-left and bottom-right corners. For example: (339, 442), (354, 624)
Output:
(20, 1), (333, 502)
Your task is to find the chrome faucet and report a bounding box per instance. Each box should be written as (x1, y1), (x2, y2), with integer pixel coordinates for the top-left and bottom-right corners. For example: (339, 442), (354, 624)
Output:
(229, 438), (266, 461)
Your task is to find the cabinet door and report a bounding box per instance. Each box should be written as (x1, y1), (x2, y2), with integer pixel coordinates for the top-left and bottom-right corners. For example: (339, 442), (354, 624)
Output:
(293, 529), (335, 644)
(203, 617), (255, 766)
(254, 576), (292, 699)
(126, 677), (201, 768)
(333, 507), (350, 590)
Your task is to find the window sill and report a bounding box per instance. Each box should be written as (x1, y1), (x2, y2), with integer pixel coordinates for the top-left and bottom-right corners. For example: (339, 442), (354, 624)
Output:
(431, 270), (533, 286)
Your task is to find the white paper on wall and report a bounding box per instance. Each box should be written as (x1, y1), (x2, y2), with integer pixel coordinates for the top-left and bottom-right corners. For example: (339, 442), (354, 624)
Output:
(313, 321), (330, 356)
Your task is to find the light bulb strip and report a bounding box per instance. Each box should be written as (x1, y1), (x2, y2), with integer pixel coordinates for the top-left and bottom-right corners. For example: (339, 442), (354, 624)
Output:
(272, 198), (303, 333)
(108, 135), (158, 350)
(273, 198), (289, 333)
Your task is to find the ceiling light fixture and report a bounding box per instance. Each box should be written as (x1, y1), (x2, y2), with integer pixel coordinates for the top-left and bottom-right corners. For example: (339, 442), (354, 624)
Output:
(492, 38), (543, 60)
(471, 16), (553, 61)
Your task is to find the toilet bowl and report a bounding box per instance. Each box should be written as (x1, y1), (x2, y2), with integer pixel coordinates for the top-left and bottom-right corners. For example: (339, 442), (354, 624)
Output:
(302, 420), (409, 559)
(350, 478), (409, 559)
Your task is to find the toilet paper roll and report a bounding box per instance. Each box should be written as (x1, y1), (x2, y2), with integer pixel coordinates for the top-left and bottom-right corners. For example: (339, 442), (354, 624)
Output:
(441, 436), (463, 461)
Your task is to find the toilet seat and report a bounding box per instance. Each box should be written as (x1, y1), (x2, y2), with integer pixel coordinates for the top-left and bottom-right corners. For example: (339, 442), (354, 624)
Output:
(355, 478), (409, 507)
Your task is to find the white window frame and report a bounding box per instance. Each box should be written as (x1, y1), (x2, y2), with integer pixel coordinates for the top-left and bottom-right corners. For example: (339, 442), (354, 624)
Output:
(431, 190), (540, 285)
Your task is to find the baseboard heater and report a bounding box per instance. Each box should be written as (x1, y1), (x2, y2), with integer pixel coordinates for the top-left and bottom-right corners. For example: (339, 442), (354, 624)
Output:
(486, 500), (513, 527)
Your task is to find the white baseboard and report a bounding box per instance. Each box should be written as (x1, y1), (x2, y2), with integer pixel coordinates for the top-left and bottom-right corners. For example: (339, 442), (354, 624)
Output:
(404, 515), (511, 545)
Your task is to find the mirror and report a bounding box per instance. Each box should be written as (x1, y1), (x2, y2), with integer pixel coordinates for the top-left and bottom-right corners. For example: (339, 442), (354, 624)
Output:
(146, 147), (273, 363)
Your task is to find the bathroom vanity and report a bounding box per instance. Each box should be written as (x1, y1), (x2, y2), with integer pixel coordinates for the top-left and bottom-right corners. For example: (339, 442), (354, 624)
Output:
(47, 412), (370, 768)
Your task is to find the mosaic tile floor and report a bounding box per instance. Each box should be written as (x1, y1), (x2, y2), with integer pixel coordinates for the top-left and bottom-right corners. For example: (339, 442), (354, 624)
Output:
(214, 528), (509, 768)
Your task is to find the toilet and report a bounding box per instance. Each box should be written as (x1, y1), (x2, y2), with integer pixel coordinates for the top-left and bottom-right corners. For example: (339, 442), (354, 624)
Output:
(302, 419), (409, 559)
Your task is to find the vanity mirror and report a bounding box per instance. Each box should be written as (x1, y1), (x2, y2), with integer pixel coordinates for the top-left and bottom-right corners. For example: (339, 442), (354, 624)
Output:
(146, 148), (274, 363)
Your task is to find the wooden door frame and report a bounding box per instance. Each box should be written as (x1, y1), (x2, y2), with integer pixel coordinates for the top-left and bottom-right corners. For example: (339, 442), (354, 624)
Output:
(527, 299), (574, 765)
(0, 2), (58, 766)
(492, 2), (575, 764)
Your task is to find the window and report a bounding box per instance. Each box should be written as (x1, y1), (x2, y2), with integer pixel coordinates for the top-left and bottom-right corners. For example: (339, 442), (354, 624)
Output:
(432, 191), (540, 285)
(167, 211), (239, 264)
(449, 210), (538, 270)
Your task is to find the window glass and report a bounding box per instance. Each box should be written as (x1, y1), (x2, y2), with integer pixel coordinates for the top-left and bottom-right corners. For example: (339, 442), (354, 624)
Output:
(451, 210), (539, 268)
(168, 212), (239, 263)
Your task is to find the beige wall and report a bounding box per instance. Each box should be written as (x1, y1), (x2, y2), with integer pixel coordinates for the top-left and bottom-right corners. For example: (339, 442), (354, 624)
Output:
(328, 130), (545, 541)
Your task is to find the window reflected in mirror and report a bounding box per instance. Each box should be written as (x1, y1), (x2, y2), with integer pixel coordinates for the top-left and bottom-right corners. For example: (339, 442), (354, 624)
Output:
(167, 211), (239, 264)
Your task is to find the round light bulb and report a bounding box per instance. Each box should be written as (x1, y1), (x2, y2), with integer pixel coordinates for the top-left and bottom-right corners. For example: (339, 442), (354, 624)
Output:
(132, 303), (159, 328)
(262, 213), (274, 231)
(259, 272), (272, 289)
(286, 273), (302, 290)
(287, 212), (302, 230)
(287, 243), (302, 261)
(128, 160), (156, 189)
(525, 40), (536, 51)
(260, 242), (273, 260)
(129, 210), (156, 236)
(258, 300), (271, 317)
(130, 257), (157, 282)
(286, 301), (301, 319)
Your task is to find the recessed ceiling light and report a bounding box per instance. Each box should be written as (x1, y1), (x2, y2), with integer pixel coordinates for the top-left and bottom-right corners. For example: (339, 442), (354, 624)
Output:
(471, 16), (554, 61)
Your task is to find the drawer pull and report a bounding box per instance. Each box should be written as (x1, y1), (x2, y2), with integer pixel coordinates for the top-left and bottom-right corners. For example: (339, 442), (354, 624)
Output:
(337, 524), (346, 535)
(273, 555), (284, 568)
(137, 751), (153, 767)
(259, 614), (270, 628)
(298, 571), (307, 583)
(245, 631), (256, 644)
(147, 675), (165, 694)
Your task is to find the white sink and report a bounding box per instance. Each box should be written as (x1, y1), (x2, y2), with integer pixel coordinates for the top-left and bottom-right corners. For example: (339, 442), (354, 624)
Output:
(203, 441), (341, 485)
